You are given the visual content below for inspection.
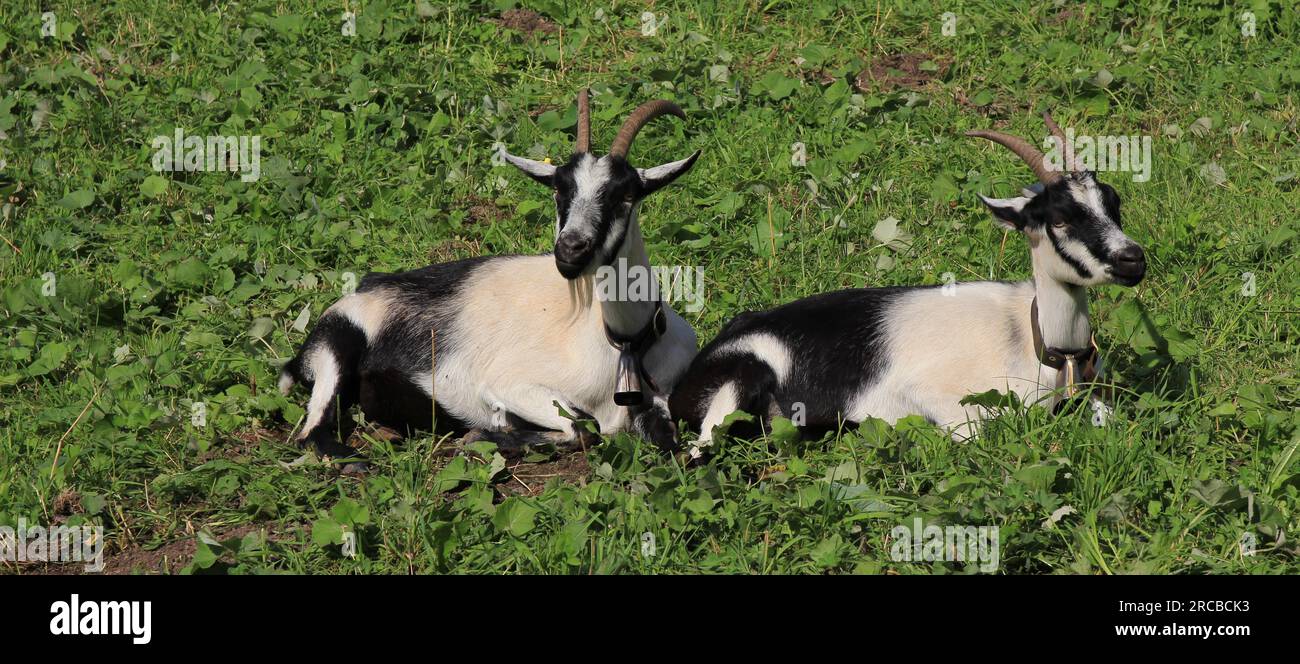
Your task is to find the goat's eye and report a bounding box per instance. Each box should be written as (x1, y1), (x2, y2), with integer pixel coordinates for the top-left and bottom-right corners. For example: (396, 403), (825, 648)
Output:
(1052, 219), (1068, 230)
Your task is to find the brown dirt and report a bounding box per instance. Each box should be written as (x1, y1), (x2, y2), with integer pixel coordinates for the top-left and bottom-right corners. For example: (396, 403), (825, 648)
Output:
(428, 237), (483, 265)
(101, 523), (294, 575)
(1046, 6), (1084, 25)
(499, 452), (591, 497)
(493, 9), (557, 36)
(805, 69), (839, 86)
(200, 425), (282, 462)
(854, 53), (951, 93)
(528, 104), (558, 118)
(951, 87), (1020, 120)
(9, 522), (291, 576)
(463, 194), (509, 225)
(52, 489), (83, 518)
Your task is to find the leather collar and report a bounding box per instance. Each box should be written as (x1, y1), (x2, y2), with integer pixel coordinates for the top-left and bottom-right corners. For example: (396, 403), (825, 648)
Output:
(1030, 297), (1099, 396)
(605, 301), (667, 404)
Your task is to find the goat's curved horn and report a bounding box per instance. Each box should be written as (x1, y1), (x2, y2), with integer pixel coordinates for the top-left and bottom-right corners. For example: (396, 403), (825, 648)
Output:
(1042, 111), (1077, 174)
(608, 100), (685, 159)
(575, 89), (591, 153)
(965, 129), (1063, 185)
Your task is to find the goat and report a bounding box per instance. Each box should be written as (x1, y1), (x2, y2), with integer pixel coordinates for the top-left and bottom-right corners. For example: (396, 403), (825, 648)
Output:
(668, 113), (1147, 457)
(280, 91), (701, 461)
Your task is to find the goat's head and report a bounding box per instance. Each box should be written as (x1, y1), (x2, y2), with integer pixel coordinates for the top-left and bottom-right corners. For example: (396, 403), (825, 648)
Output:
(503, 91), (699, 279)
(968, 114), (1146, 288)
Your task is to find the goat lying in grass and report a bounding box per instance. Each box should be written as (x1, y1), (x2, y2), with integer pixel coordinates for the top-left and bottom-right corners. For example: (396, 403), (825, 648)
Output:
(281, 91), (700, 461)
(669, 113), (1146, 457)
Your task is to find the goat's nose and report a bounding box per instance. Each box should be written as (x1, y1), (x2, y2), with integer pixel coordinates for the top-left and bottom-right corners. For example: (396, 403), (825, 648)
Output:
(558, 235), (592, 256)
(1115, 244), (1145, 266)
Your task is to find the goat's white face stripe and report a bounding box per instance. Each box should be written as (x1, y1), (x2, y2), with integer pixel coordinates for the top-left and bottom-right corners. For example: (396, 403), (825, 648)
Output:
(1070, 179), (1130, 252)
(1033, 215), (1110, 286)
(561, 155), (610, 242)
(572, 155), (609, 197)
(718, 333), (793, 384)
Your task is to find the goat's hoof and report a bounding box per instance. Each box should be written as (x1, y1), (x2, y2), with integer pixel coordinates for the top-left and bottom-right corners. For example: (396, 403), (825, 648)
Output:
(495, 443), (528, 460)
(556, 429), (601, 455)
(459, 428), (529, 459)
(458, 428), (487, 445)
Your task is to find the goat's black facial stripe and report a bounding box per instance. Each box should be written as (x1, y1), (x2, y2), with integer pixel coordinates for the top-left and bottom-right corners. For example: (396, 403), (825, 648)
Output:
(591, 160), (642, 264)
(1045, 225), (1092, 279)
(1101, 184), (1122, 229)
(1070, 219), (1114, 267)
(553, 167), (577, 229)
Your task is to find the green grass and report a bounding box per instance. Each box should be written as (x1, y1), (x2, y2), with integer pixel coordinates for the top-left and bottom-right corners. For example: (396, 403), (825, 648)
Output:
(1, 0), (1297, 574)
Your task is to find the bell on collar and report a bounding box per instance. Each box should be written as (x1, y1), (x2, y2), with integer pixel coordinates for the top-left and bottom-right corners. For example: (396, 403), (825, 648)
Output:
(1059, 355), (1080, 399)
(613, 347), (645, 406)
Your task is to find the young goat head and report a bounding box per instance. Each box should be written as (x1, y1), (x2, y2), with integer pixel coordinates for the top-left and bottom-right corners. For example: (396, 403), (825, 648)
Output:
(969, 113), (1146, 288)
(501, 91), (700, 278)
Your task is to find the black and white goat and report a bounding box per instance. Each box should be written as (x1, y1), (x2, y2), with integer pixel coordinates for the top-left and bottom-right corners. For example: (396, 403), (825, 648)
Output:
(280, 91), (700, 460)
(669, 114), (1147, 456)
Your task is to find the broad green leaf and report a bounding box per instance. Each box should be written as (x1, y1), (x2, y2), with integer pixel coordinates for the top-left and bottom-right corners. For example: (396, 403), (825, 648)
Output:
(140, 175), (168, 198)
(247, 317), (275, 339)
(58, 189), (94, 209)
(311, 518), (344, 546)
(492, 498), (539, 537)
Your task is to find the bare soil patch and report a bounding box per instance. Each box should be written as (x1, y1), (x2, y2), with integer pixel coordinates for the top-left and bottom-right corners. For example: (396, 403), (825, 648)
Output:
(10, 522), (291, 576)
(493, 9), (557, 37)
(854, 53), (950, 92)
(500, 452), (591, 497)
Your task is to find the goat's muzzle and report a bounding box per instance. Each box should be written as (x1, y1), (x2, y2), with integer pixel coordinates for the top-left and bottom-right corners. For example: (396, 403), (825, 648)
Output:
(555, 234), (593, 278)
(1108, 244), (1146, 286)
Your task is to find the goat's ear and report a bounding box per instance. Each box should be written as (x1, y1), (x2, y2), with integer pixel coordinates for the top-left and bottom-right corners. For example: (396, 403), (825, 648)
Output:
(502, 150), (557, 187)
(638, 150), (700, 196)
(978, 194), (1031, 231)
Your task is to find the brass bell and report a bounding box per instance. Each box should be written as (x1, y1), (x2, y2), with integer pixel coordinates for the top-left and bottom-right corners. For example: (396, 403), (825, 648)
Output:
(613, 348), (644, 406)
(1061, 356), (1079, 399)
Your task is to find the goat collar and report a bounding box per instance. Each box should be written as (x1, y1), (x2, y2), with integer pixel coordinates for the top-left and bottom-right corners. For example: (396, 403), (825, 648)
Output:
(1030, 297), (1099, 398)
(605, 301), (668, 407)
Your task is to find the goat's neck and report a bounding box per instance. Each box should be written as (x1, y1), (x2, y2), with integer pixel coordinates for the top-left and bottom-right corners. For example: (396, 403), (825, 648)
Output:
(1031, 271), (1092, 350)
(594, 215), (657, 338)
